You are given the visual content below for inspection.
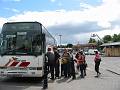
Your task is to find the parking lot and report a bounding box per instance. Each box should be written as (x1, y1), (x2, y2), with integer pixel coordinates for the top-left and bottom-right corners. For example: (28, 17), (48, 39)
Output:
(0, 55), (120, 90)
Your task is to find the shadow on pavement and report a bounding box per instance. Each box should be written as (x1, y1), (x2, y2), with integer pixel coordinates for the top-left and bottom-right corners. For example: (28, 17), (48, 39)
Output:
(48, 79), (55, 83)
(56, 77), (69, 83)
(1, 77), (43, 86)
(0, 77), (44, 90)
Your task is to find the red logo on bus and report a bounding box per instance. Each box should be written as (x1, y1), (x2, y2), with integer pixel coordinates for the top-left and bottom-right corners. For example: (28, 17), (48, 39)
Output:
(4, 57), (30, 68)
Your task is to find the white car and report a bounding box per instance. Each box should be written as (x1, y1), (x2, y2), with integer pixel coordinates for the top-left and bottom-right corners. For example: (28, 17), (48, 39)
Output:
(84, 51), (89, 55)
(88, 49), (99, 55)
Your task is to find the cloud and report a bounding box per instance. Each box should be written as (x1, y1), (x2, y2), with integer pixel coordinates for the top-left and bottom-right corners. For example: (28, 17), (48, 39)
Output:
(48, 21), (108, 35)
(50, 0), (56, 3)
(0, 0), (120, 44)
(47, 21), (108, 44)
(4, 8), (20, 13)
(0, 17), (8, 29)
(11, 8), (20, 13)
(80, 3), (93, 9)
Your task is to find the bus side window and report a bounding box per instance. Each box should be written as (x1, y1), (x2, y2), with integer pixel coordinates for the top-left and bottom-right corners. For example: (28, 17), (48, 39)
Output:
(0, 34), (3, 54)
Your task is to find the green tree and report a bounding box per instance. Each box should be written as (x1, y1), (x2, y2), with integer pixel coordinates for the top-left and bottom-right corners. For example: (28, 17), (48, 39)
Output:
(112, 34), (118, 42)
(66, 43), (73, 48)
(103, 35), (112, 43)
(88, 38), (96, 43)
(96, 40), (102, 51)
(117, 33), (120, 42)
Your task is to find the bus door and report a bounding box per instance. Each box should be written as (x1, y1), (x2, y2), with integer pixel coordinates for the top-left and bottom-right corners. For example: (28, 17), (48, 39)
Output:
(41, 33), (46, 53)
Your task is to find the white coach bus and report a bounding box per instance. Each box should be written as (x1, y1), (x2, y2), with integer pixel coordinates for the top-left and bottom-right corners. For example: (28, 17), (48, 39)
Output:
(0, 22), (56, 77)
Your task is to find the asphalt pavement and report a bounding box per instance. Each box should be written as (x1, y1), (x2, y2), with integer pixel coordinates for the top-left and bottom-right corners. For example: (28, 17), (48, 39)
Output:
(0, 55), (120, 90)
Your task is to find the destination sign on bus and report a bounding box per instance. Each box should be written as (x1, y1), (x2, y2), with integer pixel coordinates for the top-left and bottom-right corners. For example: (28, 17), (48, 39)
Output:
(17, 32), (27, 35)
(6, 35), (16, 38)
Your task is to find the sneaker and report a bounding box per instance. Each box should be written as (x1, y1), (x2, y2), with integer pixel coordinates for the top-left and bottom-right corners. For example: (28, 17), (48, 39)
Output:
(96, 72), (101, 77)
(55, 76), (60, 79)
(94, 75), (99, 78)
(43, 86), (48, 89)
(80, 75), (84, 78)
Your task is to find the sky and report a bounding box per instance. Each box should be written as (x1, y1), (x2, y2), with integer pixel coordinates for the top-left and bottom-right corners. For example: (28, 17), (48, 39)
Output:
(0, 0), (120, 45)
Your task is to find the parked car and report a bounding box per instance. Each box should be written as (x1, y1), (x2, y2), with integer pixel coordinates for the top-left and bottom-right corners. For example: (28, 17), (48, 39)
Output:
(84, 51), (89, 55)
(88, 49), (99, 55)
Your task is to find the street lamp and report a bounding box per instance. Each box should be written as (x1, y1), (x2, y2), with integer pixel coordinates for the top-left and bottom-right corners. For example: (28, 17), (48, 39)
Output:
(59, 34), (62, 47)
(91, 34), (104, 43)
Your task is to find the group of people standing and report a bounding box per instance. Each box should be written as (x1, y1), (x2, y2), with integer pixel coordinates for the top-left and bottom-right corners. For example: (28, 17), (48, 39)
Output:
(45, 47), (101, 80)
(46, 47), (76, 80)
(45, 47), (60, 80)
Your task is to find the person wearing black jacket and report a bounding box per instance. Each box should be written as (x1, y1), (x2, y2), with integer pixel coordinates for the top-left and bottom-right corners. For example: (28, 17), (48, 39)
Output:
(46, 47), (55, 80)
(69, 51), (76, 79)
(53, 47), (61, 79)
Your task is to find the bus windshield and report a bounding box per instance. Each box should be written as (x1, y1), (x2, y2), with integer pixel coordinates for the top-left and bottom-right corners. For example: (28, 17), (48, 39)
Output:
(1, 22), (42, 55)
(1, 33), (42, 55)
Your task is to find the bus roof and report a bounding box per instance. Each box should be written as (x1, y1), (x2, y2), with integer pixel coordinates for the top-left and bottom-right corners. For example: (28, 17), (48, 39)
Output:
(2, 21), (43, 33)
(4, 21), (42, 25)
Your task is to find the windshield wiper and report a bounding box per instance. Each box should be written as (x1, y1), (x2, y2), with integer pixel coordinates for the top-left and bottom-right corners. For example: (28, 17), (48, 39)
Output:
(1, 49), (16, 55)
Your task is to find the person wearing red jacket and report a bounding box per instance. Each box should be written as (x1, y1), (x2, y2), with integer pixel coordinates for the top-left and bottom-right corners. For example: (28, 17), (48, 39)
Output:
(76, 51), (85, 78)
(94, 51), (101, 77)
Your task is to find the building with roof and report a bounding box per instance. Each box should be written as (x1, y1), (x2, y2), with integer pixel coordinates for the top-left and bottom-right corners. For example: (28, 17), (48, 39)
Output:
(101, 42), (120, 56)
(73, 43), (97, 50)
